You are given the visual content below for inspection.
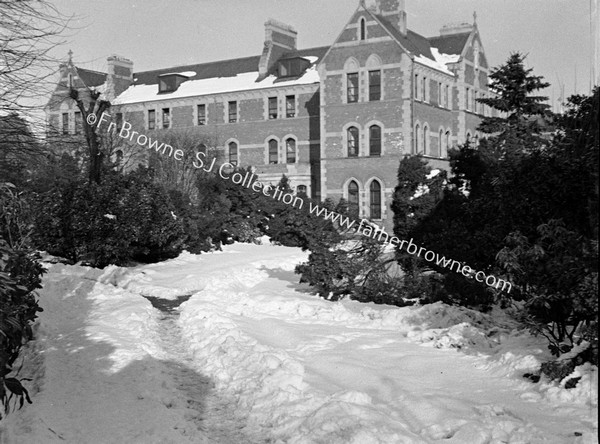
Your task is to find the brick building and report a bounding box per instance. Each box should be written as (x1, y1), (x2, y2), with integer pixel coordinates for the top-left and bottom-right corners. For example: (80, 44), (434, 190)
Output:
(46, 0), (494, 231)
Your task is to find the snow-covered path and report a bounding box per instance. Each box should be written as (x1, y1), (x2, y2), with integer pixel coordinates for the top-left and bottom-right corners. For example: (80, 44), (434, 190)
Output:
(1, 243), (597, 443)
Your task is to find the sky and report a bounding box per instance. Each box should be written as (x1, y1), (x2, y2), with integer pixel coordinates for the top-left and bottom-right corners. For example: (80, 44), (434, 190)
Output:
(50, 0), (597, 110)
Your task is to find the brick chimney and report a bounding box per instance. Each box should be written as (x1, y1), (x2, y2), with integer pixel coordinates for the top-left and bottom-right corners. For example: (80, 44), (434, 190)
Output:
(376, 0), (407, 36)
(258, 19), (297, 80)
(105, 55), (133, 101)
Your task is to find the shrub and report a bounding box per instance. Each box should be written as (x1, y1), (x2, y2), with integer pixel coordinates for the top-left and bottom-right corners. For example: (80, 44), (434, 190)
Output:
(1, 183), (44, 418)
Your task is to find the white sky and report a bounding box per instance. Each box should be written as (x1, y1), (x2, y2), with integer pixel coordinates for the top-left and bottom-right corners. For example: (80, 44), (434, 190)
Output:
(51, 0), (597, 110)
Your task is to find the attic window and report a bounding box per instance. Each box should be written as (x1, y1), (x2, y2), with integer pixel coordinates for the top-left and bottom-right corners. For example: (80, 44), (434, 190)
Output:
(158, 73), (190, 93)
(278, 57), (310, 78)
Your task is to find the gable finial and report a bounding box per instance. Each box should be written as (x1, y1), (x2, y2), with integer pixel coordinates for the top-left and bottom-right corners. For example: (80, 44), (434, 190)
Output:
(68, 49), (73, 63)
(473, 11), (477, 26)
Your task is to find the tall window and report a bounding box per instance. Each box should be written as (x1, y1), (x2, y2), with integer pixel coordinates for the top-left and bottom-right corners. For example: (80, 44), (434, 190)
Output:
(414, 124), (420, 154)
(62, 113), (69, 135)
(268, 97), (278, 119)
(197, 104), (206, 125)
(228, 101), (237, 123)
(439, 129), (443, 157)
(444, 131), (450, 157)
(347, 126), (359, 157)
(414, 74), (419, 98)
(369, 70), (381, 101)
(116, 112), (123, 130)
(286, 138), (296, 163)
(421, 76), (427, 101)
(286, 95), (296, 118)
(369, 125), (381, 156)
(446, 85), (451, 109)
(473, 91), (477, 113)
(347, 72), (359, 103)
(348, 180), (359, 217)
(466, 88), (470, 110)
(360, 18), (366, 40)
(228, 141), (238, 165)
(162, 108), (170, 129)
(74, 111), (82, 135)
(148, 109), (155, 130)
(423, 125), (429, 155)
(438, 82), (443, 106)
(369, 181), (382, 219)
(268, 139), (278, 164)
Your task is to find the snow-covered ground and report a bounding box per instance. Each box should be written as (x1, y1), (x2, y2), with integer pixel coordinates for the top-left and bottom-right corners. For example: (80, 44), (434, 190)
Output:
(0, 242), (597, 443)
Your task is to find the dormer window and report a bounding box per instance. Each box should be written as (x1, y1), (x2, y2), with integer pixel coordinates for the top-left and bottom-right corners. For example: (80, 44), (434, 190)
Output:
(158, 73), (190, 93)
(278, 57), (310, 78)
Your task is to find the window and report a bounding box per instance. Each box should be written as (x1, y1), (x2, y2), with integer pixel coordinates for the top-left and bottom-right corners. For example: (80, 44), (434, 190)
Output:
(198, 143), (207, 155)
(473, 91), (477, 113)
(148, 109), (156, 130)
(439, 129), (443, 157)
(369, 181), (382, 219)
(414, 124), (420, 153)
(197, 104), (206, 125)
(466, 132), (472, 143)
(347, 72), (359, 103)
(62, 113), (69, 135)
(286, 138), (296, 163)
(286, 95), (296, 118)
(228, 141), (238, 165)
(446, 85), (451, 109)
(115, 112), (123, 130)
(268, 139), (278, 164)
(347, 126), (359, 157)
(444, 131), (451, 157)
(348, 180), (359, 217)
(268, 97), (278, 119)
(228, 101), (237, 123)
(414, 74), (419, 98)
(438, 82), (443, 106)
(466, 88), (470, 110)
(162, 108), (170, 129)
(297, 185), (307, 195)
(360, 18), (366, 40)
(74, 111), (82, 135)
(422, 76), (427, 102)
(369, 125), (381, 156)
(369, 70), (381, 101)
(423, 125), (429, 155)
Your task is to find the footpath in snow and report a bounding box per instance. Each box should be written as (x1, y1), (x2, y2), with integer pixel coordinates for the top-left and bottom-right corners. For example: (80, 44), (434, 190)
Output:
(0, 242), (597, 443)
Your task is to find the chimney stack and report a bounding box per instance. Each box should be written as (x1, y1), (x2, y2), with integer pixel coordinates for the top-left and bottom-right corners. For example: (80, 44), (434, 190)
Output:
(376, 0), (407, 36)
(258, 19), (297, 80)
(105, 55), (133, 101)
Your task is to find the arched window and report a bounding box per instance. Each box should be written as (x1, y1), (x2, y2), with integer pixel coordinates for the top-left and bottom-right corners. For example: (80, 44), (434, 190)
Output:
(198, 143), (207, 155)
(444, 131), (451, 157)
(369, 180), (382, 219)
(423, 125), (429, 155)
(360, 18), (366, 40)
(228, 141), (238, 165)
(347, 126), (359, 157)
(369, 125), (381, 156)
(439, 129), (444, 157)
(348, 180), (359, 217)
(466, 132), (472, 144)
(268, 139), (278, 164)
(296, 185), (307, 196)
(414, 124), (420, 154)
(286, 138), (296, 163)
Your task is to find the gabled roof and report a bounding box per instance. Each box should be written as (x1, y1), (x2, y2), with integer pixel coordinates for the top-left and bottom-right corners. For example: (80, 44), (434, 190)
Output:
(76, 68), (107, 87)
(132, 46), (329, 86)
(427, 32), (471, 56)
(376, 15), (434, 59)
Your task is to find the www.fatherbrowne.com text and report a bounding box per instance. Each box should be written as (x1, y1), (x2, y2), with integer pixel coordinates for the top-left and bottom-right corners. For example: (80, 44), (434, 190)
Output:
(92, 112), (512, 293)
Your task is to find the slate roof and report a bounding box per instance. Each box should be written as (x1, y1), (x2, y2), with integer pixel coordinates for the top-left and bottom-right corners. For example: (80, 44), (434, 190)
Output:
(76, 68), (107, 87)
(376, 15), (435, 59)
(132, 46), (329, 86)
(427, 32), (471, 56)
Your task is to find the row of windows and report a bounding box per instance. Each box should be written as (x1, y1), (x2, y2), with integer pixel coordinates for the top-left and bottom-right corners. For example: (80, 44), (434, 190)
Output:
(346, 70), (381, 103)
(145, 95), (298, 129)
(465, 88), (490, 115)
(61, 111), (82, 135)
(347, 179), (382, 220)
(414, 74), (452, 109)
(413, 123), (451, 158)
(346, 124), (381, 157)
(225, 137), (299, 166)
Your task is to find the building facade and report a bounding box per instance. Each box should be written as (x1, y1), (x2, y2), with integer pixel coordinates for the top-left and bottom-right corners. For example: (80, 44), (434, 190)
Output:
(46, 0), (494, 231)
